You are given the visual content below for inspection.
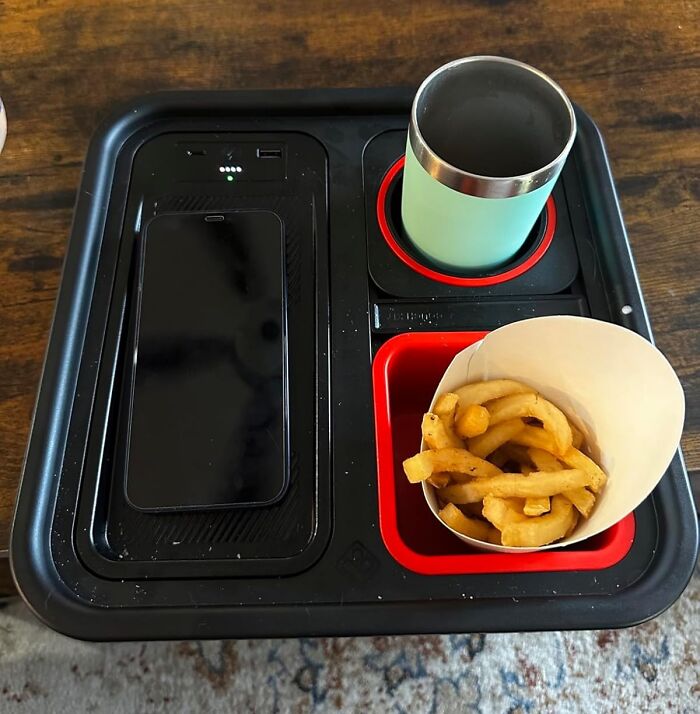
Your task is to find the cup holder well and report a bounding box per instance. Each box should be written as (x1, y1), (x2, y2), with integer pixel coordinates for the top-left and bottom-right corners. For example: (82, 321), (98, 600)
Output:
(376, 155), (556, 288)
(364, 130), (581, 298)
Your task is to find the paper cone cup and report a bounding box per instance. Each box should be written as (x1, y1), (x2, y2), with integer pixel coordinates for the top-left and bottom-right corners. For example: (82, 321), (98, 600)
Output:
(422, 316), (685, 552)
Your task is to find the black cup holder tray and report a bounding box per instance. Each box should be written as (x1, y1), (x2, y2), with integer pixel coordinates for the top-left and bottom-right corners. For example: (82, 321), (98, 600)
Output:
(11, 89), (698, 640)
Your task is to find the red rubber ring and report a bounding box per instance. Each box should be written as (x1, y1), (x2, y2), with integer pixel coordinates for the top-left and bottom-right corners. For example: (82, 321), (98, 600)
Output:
(376, 155), (557, 287)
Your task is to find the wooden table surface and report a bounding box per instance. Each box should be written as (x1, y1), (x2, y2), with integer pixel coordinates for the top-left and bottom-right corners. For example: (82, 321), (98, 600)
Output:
(1, 1), (698, 589)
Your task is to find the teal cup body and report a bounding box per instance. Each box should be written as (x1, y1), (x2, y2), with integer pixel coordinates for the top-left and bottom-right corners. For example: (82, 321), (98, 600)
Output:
(401, 57), (576, 271)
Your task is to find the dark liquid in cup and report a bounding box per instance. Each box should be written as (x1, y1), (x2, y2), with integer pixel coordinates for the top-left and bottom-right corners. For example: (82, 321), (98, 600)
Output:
(417, 62), (572, 178)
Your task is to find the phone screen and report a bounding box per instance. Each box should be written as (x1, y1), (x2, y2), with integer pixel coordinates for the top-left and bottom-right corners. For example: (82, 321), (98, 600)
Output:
(125, 211), (287, 511)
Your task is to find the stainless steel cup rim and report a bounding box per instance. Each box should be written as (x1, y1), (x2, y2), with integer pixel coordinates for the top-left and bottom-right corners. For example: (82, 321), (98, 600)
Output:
(409, 56), (577, 199)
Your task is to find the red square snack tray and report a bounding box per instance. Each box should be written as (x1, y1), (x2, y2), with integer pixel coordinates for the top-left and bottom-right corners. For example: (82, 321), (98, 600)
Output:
(372, 331), (635, 575)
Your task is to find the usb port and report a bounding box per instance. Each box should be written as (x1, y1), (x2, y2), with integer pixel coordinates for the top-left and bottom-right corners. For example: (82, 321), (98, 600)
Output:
(257, 148), (282, 159)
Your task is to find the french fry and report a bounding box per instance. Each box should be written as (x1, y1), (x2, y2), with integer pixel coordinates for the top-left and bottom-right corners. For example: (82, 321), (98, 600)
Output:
(501, 495), (575, 547)
(454, 379), (535, 408)
(515, 416), (585, 450)
(467, 418), (526, 459)
(570, 421), (584, 449)
(486, 393), (573, 455)
(455, 404), (490, 438)
(439, 469), (591, 503)
(433, 393), (463, 445)
(427, 472), (451, 488)
(515, 461), (551, 514)
(481, 495), (528, 530)
(403, 447), (502, 484)
(510, 425), (558, 452)
(486, 527), (502, 545)
(565, 510), (580, 537)
(438, 503), (492, 540)
(528, 447), (597, 517)
(422, 413), (463, 450)
(514, 423), (590, 467)
(524, 497), (550, 516)
(559, 447), (607, 493)
(433, 392), (460, 421)
(527, 447), (562, 473)
(563, 487), (595, 517)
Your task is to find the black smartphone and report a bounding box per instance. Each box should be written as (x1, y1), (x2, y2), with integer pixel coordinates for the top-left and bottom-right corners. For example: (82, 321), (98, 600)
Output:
(125, 211), (288, 511)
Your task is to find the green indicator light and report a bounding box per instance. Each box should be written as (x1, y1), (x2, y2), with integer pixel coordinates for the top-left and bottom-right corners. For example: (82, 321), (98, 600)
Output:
(227, 175), (234, 182)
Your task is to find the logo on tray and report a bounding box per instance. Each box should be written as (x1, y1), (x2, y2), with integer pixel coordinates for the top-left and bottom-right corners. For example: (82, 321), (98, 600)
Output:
(337, 541), (380, 582)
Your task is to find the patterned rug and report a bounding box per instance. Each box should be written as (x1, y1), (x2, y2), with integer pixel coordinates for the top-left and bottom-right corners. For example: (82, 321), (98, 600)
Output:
(0, 568), (697, 713)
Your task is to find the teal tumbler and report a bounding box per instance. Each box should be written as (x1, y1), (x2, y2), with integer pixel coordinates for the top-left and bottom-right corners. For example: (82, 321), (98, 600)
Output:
(401, 57), (576, 271)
